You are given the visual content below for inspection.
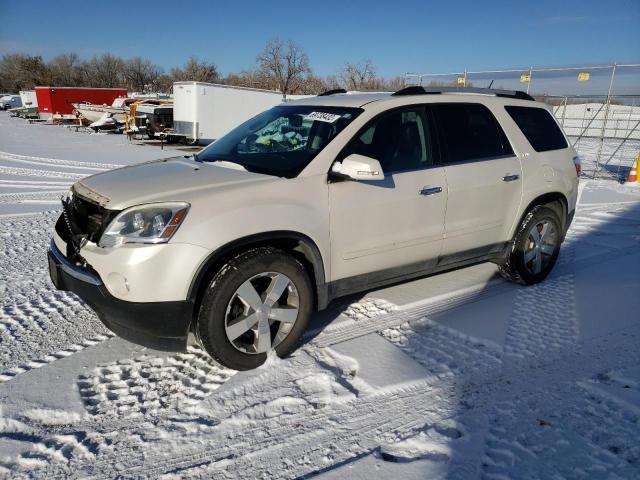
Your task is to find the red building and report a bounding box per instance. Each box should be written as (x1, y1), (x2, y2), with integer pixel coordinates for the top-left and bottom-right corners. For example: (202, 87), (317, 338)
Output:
(35, 87), (128, 117)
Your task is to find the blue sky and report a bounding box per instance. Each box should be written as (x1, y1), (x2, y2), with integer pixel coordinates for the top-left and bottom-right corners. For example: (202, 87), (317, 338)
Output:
(0, 0), (638, 77)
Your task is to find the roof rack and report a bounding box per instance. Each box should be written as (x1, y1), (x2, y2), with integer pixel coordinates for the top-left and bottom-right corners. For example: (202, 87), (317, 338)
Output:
(392, 86), (535, 101)
(318, 88), (347, 96)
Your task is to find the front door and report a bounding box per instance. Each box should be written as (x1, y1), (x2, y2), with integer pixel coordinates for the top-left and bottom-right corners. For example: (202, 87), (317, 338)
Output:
(328, 106), (447, 288)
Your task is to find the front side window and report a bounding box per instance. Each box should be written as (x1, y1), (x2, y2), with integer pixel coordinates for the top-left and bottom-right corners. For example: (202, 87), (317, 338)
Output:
(341, 107), (434, 173)
(505, 105), (568, 152)
(197, 105), (362, 177)
(431, 103), (513, 163)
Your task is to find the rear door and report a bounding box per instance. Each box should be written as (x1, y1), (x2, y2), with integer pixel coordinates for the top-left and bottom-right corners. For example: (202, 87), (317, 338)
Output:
(328, 106), (447, 286)
(431, 102), (523, 261)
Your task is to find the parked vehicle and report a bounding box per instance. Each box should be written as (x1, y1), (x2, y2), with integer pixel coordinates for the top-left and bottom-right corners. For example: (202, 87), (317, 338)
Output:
(10, 90), (40, 118)
(48, 86), (579, 370)
(19, 90), (38, 108)
(173, 82), (284, 145)
(1, 94), (22, 110)
(35, 87), (128, 119)
(133, 103), (176, 140)
(73, 97), (138, 124)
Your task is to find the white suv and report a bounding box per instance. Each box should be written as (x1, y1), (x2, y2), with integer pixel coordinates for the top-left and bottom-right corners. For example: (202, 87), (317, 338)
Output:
(49, 87), (579, 370)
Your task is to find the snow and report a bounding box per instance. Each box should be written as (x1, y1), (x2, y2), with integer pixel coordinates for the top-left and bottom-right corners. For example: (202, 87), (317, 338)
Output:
(0, 110), (639, 478)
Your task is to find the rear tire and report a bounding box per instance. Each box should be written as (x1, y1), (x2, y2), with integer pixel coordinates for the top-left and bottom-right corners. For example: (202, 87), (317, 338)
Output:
(196, 247), (313, 370)
(499, 206), (562, 285)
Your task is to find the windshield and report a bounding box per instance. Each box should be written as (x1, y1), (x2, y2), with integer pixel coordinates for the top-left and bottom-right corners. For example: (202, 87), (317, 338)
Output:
(197, 105), (362, 177)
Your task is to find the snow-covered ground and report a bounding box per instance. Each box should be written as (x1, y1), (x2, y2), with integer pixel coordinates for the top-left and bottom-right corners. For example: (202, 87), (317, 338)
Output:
(1, 111), (639, 479)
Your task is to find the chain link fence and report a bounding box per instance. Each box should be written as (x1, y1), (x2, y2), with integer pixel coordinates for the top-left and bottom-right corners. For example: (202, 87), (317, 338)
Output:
(406, 64), (640, 181)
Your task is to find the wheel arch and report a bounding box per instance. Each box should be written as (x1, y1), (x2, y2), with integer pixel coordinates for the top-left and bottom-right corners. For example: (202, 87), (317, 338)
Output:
(517, 192), (569, 236)
(187, 231), (328, 326)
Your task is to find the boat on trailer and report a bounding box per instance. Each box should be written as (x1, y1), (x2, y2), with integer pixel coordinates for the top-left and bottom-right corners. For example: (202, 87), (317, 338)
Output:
(73, 97), (139, 123)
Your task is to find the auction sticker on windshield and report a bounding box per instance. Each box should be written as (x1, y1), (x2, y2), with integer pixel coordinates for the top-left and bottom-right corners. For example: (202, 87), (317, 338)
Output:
(305, 112), (342, 123)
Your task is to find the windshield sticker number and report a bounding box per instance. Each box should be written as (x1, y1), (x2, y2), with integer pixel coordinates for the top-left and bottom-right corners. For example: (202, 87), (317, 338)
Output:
(305, 112), (342, 123)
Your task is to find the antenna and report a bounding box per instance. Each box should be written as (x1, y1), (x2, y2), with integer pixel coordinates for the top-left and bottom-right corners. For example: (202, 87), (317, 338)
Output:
(488, 80), (495, 89)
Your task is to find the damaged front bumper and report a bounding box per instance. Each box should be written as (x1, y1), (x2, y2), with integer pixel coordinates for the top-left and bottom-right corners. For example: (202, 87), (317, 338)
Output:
(47, 239), (192, 352)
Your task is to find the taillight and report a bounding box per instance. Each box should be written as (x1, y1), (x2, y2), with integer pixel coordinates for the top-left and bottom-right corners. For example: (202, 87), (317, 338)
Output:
(573, 156), (582, 177)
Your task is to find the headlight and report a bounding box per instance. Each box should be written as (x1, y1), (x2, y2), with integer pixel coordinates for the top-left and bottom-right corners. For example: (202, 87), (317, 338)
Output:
(99, 202), (189, 247)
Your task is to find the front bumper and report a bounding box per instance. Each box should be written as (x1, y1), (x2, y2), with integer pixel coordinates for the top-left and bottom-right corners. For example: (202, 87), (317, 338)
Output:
(48, 240), (192, 351)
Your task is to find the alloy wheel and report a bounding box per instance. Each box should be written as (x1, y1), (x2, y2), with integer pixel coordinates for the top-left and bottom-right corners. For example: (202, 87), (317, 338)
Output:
(224, 272), (299, 354)
(523, 219), (558, 275)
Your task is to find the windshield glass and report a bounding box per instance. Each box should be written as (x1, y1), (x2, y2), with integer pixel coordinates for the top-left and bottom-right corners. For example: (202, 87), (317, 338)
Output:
(197, 105), (362, 177)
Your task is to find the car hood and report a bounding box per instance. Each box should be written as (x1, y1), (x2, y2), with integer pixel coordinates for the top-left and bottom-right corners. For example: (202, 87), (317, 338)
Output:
(74, 156), (273, 210)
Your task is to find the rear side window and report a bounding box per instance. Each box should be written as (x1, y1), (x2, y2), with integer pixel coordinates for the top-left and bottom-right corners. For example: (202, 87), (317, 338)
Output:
(431, 103), (513, 163)
(505, 106), (568, 152)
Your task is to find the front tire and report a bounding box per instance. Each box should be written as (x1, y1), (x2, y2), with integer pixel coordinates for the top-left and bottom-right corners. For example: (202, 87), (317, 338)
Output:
(499, 206), (562, 285)
(196, 247), (313, 370)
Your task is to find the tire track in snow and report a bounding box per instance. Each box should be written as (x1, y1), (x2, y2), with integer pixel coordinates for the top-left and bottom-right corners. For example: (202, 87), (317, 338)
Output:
(0, 213), (112, 380)
(0, 191), (65, 205)
(58, 379), (457, 480)
(78, 346), (236, 418)
(482, 379), (640, 480)
(0, 179), (70, 189)
(311, 280), (512, 348)
(381, 318), (503, 385)
(502, 274), (578, 363)
(0, 150), (121, 170)
(0, 156), (108, 173)
(0, 165), (84, 180)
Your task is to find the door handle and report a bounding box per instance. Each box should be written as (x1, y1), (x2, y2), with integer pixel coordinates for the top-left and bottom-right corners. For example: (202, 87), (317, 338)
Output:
(419, 186), (443, 196)
(502, 174), (520, 182)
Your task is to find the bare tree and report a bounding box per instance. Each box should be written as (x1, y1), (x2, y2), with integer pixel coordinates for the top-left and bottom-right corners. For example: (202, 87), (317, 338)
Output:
(296, 74), (330, 95)
(381, 75), (405, 91)
(170, 57), (219, 83)
(124, 57), (163, 92)
(49, 53), (81, 86)
(0, 48), (405, 97)
(0, 54), (50, 91)
(339, 60), (377, 90)
(84, 54), (125, 87)
(223, 69), (264, 89)
(256, 38), (310, 94)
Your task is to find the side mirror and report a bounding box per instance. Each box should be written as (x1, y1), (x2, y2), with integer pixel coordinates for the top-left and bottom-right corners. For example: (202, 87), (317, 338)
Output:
(332, 154), (385, 181)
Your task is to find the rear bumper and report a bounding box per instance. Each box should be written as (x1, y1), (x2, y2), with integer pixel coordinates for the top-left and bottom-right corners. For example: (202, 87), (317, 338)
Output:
(48, 240), (191, 351)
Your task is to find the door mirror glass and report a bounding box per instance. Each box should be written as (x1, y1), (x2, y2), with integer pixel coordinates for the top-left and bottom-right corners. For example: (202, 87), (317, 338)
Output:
(332, 154), (385, 181)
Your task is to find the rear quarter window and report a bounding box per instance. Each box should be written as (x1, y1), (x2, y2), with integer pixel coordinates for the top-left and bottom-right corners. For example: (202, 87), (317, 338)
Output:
(505, 106), (568, 152)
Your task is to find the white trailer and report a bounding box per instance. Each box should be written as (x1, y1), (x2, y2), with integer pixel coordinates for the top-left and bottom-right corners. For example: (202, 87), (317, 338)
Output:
(19, 90), (38, 108)
(173, 82), (284, 145)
